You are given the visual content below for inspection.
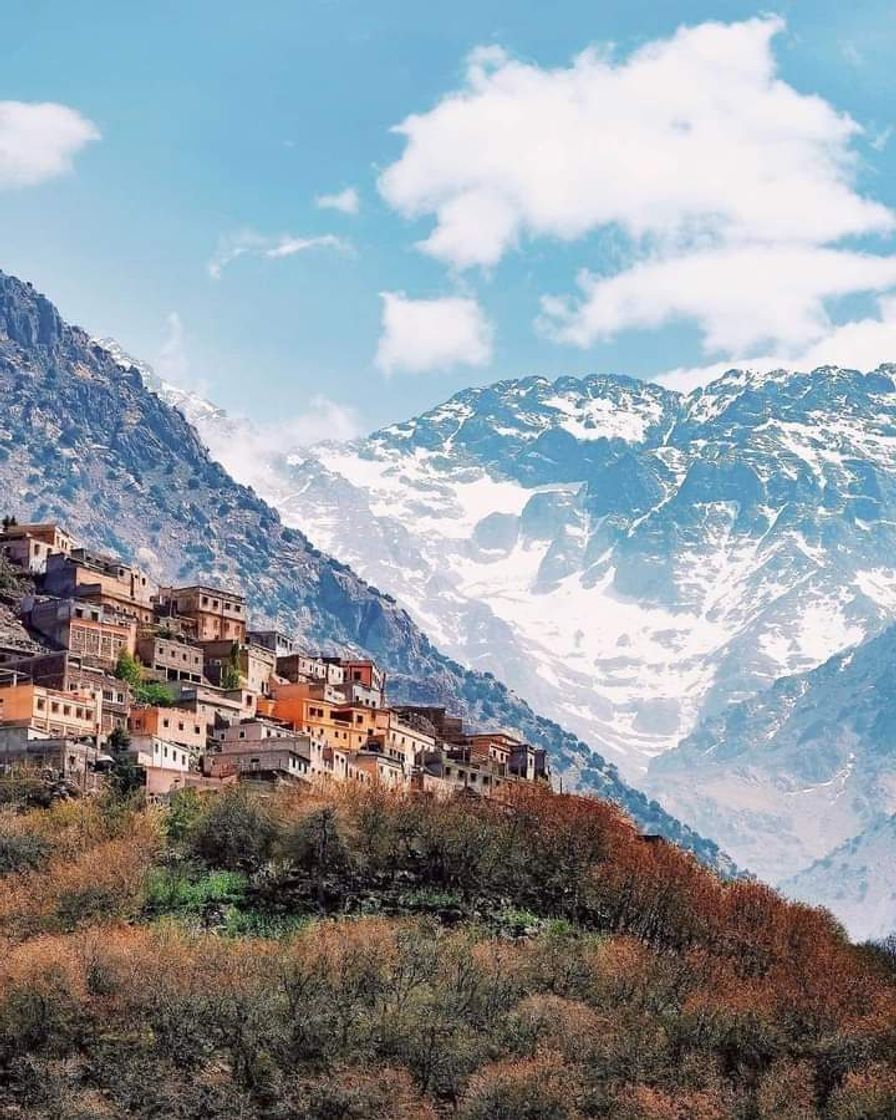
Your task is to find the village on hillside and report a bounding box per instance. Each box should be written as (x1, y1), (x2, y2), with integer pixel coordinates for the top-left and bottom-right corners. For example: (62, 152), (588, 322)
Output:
(0, 519), (550, 800)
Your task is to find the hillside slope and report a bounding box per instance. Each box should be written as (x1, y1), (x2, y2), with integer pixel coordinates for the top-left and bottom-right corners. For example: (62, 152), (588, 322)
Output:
(0, 269), (729, 869)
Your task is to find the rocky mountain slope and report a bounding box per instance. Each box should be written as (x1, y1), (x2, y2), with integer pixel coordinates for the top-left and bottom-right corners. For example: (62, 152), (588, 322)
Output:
(154, 356), (896, 936)
(0, 269), (730, 869)
(781, 814), (896, 942)
(652, 624), (896, 938)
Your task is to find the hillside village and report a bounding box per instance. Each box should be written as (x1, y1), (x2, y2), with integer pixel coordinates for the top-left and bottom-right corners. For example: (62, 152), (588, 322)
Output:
(0, 518), (549, 801)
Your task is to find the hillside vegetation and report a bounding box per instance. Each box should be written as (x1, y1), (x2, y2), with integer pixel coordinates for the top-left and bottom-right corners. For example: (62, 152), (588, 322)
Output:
(0, 781), (893, 1119)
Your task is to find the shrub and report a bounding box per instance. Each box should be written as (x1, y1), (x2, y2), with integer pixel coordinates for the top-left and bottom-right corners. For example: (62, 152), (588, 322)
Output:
(0, 831), (51, 874)
(187, 789), (277, 872)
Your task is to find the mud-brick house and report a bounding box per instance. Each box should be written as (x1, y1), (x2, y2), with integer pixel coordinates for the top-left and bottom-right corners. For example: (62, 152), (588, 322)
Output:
(28, 598), (136, 668)
(156, 584), (246, 643)
(0, 677), (102, 740)
(135, 634), (205, 684)
(128, 704), (207, 754)
(42, 548), (155, 625)
(0, 522), (74, 574)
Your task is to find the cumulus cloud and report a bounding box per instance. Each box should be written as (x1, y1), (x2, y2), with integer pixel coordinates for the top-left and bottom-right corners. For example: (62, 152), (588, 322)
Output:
(374, 292), (493, 375)
(202, 396), (362, 492)
(0, 100), (99, 188)
(380, 18), (896, 360)
(659, 294), (896, 393)
(541, 245), (896, 355)
(315, 186), (360, 214)
(208, 229), (349, 278)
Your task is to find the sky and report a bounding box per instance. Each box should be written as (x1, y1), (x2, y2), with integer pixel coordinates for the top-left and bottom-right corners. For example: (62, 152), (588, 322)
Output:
(2, 0), (896, 440)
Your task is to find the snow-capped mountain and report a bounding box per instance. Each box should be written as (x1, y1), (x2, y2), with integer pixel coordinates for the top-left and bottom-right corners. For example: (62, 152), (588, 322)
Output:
(782, 815), (896, 942)
(652, 622), (896, 938)
(112, 349), (896, 936)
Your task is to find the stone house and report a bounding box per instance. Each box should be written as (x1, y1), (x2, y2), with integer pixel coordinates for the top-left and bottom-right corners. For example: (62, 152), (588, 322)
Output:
(135, 635), (204, 683)
(28, 598), (136, 668)
(156, 585), (247, 643)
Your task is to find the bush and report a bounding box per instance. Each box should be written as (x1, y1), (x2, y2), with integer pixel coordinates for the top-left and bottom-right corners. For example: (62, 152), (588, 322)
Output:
(187, 789), (277, 872)
(0, 832), (51, 875)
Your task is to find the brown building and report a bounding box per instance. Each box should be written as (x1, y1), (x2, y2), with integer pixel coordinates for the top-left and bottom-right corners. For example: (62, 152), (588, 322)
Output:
(0, 522), (74, 574)
(43, 549), (155, 624)
(276, 653), (344, 686)
(246, 630), (297, 658)
(135, 635), (204, 683)
(0, 678), (102, 740)
(28, 598), (136, 668)
(157, 585), (247, 642)
(0, 725), (102, 788)
(0, 651), (130, 735)
(128, 705), (207, 754)
(200, 640), (275, 695)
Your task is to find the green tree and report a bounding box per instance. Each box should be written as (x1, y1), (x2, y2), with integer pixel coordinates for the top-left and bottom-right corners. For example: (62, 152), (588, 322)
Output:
(220, 642), (242, 691)
(115, 649), (142, 689)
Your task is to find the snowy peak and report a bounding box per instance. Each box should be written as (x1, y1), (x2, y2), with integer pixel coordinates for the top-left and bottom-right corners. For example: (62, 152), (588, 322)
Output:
(371, 373), (680, 484)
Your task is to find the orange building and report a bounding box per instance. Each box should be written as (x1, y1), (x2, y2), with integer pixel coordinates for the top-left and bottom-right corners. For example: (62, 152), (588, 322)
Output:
(128, 705), (207, 753)
(0, 680), (102, 739)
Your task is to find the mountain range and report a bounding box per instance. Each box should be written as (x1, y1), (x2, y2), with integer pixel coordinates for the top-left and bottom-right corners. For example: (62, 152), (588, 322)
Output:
(0, 269), (729, 872)
(139, 349), (896, 940)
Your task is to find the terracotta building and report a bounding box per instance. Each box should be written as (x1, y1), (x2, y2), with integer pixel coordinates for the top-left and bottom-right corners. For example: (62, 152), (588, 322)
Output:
(28, 598), (136, 668)
(43, 549), (155, 624)
(0, 522), (74, 574)
(128, 704), (207, 753)
(0, 678), (102, 740)
(156, 585), (247, 643)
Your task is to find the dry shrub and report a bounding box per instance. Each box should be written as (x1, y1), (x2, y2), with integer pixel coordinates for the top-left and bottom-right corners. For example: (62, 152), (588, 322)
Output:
(827, 1063), (896, 1120)
(290, 1066), (436, 1120)
(756, 1059), (817, 1120)
(459, 1054), (581, 1120)
(613, 1084), (734, 1120)
(0, 810), (159, 938)
(508, 992), (608, 1062)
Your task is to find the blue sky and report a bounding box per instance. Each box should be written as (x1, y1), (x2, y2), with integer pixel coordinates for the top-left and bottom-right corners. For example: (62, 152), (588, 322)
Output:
(2, 0), (895, 436)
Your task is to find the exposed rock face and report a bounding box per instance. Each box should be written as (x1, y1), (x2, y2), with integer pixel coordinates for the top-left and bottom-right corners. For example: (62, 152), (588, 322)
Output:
(0, 269), (732, 872)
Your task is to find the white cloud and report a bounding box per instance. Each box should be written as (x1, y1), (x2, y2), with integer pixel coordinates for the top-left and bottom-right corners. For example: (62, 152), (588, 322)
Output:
(379, 18), (896, 360)
(541, 245), (896, 355)
(657, 294), (896, 393)
(202, 396), (362, 491)
(156, 312), (189, 384)
(380, 19), (890, 268)
(315, 186), (360, 214)
(208, 229), (349, 278)
(0, 100), (99, 188)
(374, 292), (493, 375)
